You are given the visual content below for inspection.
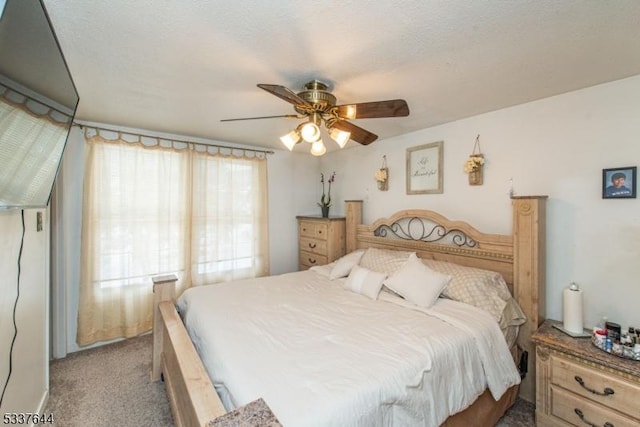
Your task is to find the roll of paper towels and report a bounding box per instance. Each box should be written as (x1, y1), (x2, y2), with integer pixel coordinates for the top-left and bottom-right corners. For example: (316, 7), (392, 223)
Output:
(563, 283), (584, 334)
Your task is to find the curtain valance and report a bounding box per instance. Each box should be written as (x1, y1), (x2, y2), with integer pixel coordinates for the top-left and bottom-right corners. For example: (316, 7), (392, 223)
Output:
(80, 125), (273, 160)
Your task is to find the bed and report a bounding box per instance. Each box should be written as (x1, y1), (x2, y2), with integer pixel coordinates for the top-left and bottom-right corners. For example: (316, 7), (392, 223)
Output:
(151, 197), (547, 426)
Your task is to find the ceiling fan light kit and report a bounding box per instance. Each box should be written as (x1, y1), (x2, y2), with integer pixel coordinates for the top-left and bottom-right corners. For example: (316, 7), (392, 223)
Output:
(223, 80), (410, 156)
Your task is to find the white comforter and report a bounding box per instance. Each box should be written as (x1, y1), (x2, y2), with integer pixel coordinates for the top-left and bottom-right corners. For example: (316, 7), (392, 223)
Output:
(177, 269), (520, 427)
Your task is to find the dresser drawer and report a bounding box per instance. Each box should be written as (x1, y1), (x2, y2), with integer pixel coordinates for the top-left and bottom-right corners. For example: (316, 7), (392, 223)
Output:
(551, 356), (640, 419)
(299, 250), (327, 269)
(551, 386), (639, 427)
(299, 237), (327, 255)
(299, 221), (328, 240)
(297, 216), (345, 271)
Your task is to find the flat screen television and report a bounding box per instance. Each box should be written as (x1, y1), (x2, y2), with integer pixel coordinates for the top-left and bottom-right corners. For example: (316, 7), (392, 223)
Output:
(0, 0), (79, 209)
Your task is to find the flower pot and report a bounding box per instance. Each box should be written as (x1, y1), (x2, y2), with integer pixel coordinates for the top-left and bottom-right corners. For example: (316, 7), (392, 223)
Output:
(375, 167), (388, 191)
(468, 167), (483, 185)
(321, 206), (330, 218)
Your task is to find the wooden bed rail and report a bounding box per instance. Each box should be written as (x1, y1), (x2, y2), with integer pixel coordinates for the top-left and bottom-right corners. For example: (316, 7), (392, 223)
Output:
(152, 275), (226, 426)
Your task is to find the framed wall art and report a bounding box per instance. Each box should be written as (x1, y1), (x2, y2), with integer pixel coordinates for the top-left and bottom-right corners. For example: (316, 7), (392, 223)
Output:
(406, 141), (443, 194)
(602, 166), (636, 199)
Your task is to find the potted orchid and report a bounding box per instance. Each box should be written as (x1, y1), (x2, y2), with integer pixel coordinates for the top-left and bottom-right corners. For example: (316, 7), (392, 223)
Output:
(318, 171), (335, 217)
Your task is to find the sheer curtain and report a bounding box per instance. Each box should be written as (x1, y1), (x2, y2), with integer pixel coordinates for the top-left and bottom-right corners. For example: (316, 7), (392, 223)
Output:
(0, 96), (69, 206)
(77, 133), (269, 346)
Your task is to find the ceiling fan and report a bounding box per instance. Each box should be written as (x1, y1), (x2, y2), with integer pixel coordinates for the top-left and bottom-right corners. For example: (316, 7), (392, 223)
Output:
(221, 80), (410, 155)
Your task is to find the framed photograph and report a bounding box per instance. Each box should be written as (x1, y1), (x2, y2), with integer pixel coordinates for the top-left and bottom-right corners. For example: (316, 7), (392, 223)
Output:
(602, 166), (636, 199)
(406, 141), (443, 194)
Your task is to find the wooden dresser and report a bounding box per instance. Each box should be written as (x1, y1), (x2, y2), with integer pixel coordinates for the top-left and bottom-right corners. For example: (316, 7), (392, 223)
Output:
(532, 320), (640, 427)
(296, 215), (346, 270)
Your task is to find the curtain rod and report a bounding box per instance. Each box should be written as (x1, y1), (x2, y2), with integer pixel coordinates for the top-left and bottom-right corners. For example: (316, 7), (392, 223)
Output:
(73, 122), (275, 155)
(1, 84), (72, 118)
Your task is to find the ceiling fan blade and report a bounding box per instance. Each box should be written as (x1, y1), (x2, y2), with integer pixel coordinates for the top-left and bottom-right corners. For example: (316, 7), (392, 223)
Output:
(221, 114), (300, 122)
(334, 99), (409, 119)
(257, 84), (313, 108)
(332, 120), (378, 145)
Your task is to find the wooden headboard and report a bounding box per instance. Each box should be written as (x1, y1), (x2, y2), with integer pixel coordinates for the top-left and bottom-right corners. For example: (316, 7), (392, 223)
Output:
(344, 196), (547, 403)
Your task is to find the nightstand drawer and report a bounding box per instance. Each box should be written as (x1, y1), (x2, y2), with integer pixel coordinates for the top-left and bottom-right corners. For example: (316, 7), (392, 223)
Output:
(551, 356), (640, 419)
(299, 237), (327, 255)
(299, 221), (328, 240)
(299, 250), (327, 269)
(551, 386), (638, 427)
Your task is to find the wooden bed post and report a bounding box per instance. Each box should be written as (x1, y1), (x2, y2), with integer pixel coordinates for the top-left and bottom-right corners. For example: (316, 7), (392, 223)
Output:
(151, 274), (177, 381)
(151, 274), (227, 426)
(345, 200), (363, 253)
(511, 196), (547, 403)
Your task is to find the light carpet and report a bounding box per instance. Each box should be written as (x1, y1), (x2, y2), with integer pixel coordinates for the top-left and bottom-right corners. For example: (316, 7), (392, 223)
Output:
(46, 334), (534, 426)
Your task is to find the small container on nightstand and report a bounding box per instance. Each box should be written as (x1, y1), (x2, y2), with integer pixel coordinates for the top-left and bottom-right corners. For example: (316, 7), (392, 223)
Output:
(532, 319), (640, 427)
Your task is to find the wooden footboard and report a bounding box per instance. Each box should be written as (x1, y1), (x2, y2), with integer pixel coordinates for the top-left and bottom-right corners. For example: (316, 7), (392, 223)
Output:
(152, 275), (226, 427)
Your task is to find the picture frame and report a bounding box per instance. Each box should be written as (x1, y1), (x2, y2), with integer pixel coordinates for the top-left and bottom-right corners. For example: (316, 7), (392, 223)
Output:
(602, 166), (636, 199)
(406, 141), (443, 194)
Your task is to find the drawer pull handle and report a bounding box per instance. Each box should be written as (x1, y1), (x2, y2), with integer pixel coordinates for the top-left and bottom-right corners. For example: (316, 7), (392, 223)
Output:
(574, 408), (614, 427)
(308, 243), (317, 249)
(308, 258), (316, 264)
(574, 376), (615, 396)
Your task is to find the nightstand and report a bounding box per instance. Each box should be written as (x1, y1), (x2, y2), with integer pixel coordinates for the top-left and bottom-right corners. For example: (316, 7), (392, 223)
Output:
(296, 216), (345, 270)
(532, 320), (640, 427)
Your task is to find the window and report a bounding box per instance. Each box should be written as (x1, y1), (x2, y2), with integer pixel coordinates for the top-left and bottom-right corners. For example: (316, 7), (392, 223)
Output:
(77, 134), (269, 345)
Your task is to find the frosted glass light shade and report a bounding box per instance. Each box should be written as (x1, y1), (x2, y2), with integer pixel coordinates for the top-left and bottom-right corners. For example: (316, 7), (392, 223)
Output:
(341, 105), (356, 119)
(310, 139), (326, 156)
(300, 122), (321, 142)
(329, 128), (350, 148)
(280, 130), (300, 150)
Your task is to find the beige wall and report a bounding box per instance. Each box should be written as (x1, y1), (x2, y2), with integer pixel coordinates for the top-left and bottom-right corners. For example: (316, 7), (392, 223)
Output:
(0, 209), (49, 413)
(323, 74), (640, 331)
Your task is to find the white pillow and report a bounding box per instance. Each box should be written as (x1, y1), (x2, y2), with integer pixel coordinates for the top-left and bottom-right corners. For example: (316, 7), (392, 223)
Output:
(309, 263), (334, 277)
(329, 250), (366, 280)
(344, 265), (387, 300)
(384, 254), (451, 308)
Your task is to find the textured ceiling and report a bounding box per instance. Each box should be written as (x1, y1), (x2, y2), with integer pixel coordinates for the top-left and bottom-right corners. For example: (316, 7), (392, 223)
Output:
(42, 0), (640, 153)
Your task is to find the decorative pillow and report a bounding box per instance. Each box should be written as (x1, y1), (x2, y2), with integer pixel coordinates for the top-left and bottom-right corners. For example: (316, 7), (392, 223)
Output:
(384, 254), (451, 308)
(329, 250), (366, 280)
(309, 262), (334, 277)
(422, 259), (512, 321)
(358, 247), (415, 277)
(344, 265), (387, 300)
